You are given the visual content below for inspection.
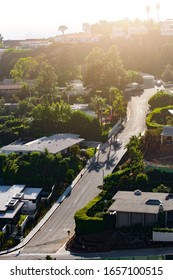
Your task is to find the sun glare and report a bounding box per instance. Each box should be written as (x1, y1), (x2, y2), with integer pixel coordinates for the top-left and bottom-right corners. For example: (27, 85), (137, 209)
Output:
(0, 0), (172, 39)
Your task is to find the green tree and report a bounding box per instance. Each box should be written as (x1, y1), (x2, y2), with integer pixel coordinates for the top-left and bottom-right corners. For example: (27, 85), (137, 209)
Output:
(153, 184), (171, 193)
(148, 90), (173, 110)
(125, 134), (144, 172)
(68, 110), (100, 140)
(34, 60), (58, 99)
(135, 173), (148, 189)
(0, 48), (30, 79)
(109, 87), (126, 119)
(161, 64), (173, 82)
(10, 56), (38, 82)
(103, 45), (127, 90)
(126, 70), (143, 84)
(84, 47), (105, 90)
(90, 95), (107, 125)
(10, 55), (58, 101)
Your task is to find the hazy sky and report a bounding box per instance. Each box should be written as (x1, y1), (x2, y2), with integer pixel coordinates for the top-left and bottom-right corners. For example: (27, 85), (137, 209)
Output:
(0, 0), (172, 39)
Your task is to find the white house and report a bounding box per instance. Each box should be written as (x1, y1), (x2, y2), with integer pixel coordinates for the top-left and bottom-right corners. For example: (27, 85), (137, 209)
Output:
(161, 19), (173, 36)
(0, 133), (84, 155)
(0, 184), (42, 234)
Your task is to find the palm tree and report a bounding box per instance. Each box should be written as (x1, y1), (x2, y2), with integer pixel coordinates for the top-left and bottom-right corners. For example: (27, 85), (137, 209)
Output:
(156, 3), (160, 21)
(90, 95), (107, 127)
(146, 5), (150, 21)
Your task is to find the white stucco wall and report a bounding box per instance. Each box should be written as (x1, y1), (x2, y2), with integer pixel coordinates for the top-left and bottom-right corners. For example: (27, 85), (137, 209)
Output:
(153, 231), (173, 242)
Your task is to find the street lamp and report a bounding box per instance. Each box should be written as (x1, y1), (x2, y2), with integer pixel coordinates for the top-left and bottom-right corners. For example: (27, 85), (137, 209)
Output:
(67, 230), (70, 239)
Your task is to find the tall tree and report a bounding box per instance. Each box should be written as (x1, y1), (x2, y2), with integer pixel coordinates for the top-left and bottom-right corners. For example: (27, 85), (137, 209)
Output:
(10, 56), (38, 82)
(109, 87), (126, 119)
(10, 55), (58, 100)
(90, 95), (107, 126)
(58, 25), (68, 35)
(146, 5), (150, 21)
(156, 3), (160, 21)
(103, 45), (127, 90)
(84, 47), (105, 91)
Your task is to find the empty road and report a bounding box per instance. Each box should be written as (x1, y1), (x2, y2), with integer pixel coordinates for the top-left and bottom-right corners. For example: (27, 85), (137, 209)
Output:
(0, 88), (157, 259)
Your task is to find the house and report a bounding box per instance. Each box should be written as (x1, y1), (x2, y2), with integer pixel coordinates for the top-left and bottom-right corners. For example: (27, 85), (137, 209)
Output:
(109, 190), (173, 228)
(54, 32), (101, 43)
(0, 133), (84, 155)
(161, 19), (173, 36)
(21, 187), (42, 216)
(0, 84), (22, 101)
(20, 40), (52, 49)
(161, 126), (173, 144)
(0, 184), (42, 234)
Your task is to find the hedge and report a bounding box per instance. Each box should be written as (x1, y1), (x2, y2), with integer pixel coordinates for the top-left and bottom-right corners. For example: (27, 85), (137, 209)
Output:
(153, 228), (173, 232)
(104, 168), (131, 185)
(74, 190), (116, 235)
(74, 191), (106, 235)
(146, 105), (173, 129)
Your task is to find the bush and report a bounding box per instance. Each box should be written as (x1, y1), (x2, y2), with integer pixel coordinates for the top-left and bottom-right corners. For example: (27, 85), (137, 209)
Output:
(146, 105), (173, 129)
(153, 227), (173, 232)
(135, 173), (148, 189)
(74, 191), (106, 235)
(104, 168), (131, 185)
(148, 90), (173, 110)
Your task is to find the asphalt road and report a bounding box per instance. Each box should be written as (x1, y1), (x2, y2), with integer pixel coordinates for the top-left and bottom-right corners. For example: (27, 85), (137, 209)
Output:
(0, 88), (157, 259)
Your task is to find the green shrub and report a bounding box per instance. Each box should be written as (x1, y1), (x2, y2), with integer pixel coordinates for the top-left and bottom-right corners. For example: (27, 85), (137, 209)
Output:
(74, 191), (106, 235)
(104, 168), (131, 185)
(153, 227), (173, 232)
(146, 105), (173, 129)
(148, 90), (173, 110)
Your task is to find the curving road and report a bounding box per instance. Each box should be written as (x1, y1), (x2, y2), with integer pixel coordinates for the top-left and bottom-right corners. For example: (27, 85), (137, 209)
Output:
(0, 88), (157, 259)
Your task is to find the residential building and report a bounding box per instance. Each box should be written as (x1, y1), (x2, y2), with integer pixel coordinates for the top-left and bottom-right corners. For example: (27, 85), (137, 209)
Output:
(54, 32), (101, 43)
(112, 27), (126, 38)
(20, 40), (52, 49)
(161, 126), (173, 144)
(109, 190), (173, 228)
(161, 19), (173, 36)
(112, 25), (148, 38)
(0, 84), (22, 100)
(0, 133), (84, 155)
(128, 25), (148, 36)
(0, 184), (42, 234)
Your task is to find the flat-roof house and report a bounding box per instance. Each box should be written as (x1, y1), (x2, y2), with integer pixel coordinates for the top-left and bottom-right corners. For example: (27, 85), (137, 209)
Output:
(0, 84), (22, 100)
(0, 184), (42, 234)
(0, 133), (84, 155)
(109, 190), (173, 228)
(22, 187), (42, 215)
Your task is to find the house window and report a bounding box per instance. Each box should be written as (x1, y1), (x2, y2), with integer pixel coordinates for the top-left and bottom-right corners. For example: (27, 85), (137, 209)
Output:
(167, 211), (173, 220)
(167, 136), (172, 143)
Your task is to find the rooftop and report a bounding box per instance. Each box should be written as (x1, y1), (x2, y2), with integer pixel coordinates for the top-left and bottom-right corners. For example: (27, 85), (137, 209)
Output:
(0, 133), (84, 155)
(0, 184), (43, 220)
(0, 185), (25, 212)
(23, 187), (42, 200)
(161, 126), (173, 137)
(0, 84), (22, 90)
(109, 191), (173, 214)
